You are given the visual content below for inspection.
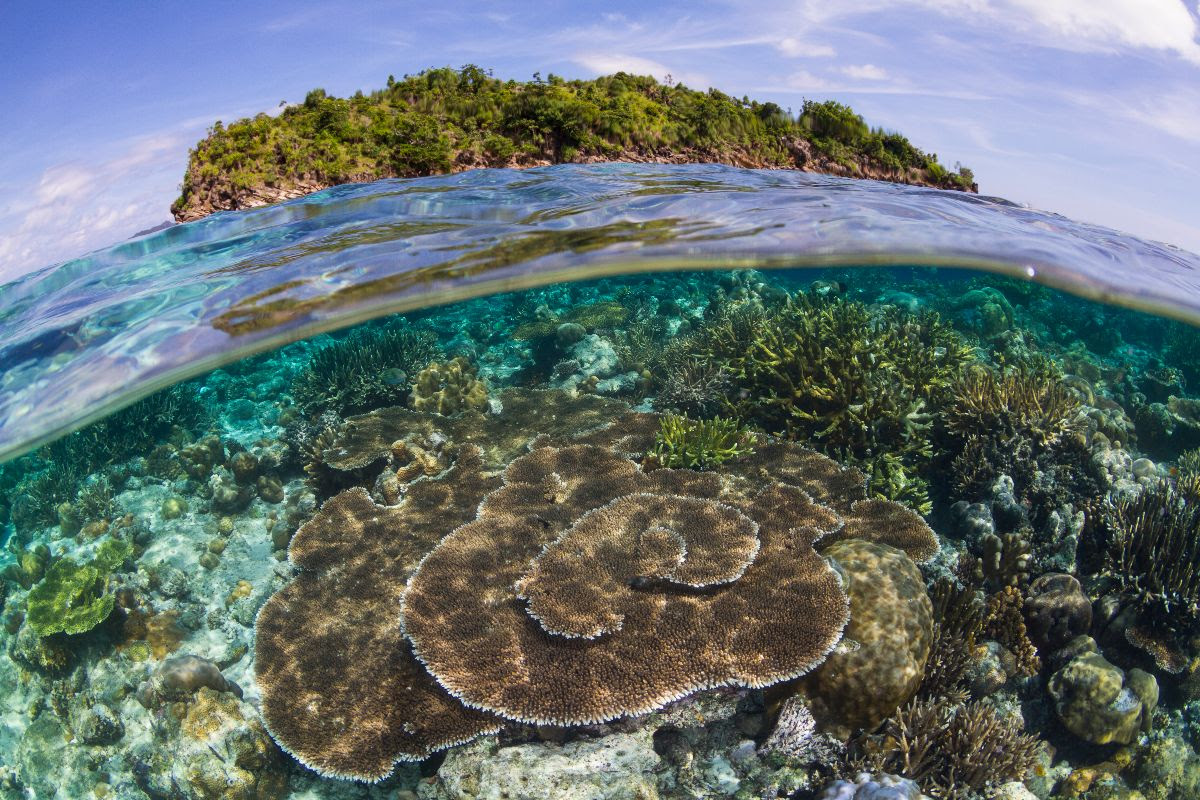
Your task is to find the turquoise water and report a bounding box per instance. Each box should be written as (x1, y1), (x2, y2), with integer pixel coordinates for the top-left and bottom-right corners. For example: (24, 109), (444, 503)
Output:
(3, 164), (1200, 798)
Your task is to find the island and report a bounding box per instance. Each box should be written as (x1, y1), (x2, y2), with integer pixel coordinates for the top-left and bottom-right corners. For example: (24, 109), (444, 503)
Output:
(172, 66), (977, 222)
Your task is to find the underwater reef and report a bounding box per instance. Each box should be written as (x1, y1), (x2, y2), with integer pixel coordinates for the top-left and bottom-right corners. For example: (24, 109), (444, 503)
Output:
(5, 268), (1200, 799)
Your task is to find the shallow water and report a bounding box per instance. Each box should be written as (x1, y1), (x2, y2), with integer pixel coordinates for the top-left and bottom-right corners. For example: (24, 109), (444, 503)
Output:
(3, 165), (1200, 799)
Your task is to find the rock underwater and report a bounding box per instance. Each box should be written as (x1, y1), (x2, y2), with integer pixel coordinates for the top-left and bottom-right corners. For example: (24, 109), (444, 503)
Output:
(254, 404), (938, 781)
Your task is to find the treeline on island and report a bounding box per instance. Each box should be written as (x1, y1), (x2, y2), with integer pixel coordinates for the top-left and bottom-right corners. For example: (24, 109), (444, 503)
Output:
(171, 65), (977, 221)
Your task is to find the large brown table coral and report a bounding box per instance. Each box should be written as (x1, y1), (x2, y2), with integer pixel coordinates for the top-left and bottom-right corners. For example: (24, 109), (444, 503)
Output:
(254, 397), (938, 781)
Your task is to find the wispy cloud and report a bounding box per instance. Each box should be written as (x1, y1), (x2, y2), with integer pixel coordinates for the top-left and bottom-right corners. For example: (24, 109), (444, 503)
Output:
(841, 64), (888, 80)
(0, 131), (192, 281)
(572, 53), (707, 87)
(791, 0), (1200, 63)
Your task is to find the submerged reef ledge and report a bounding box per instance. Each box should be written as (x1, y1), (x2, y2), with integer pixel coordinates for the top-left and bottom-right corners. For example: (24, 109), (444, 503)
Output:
(171, 66), (977, 222)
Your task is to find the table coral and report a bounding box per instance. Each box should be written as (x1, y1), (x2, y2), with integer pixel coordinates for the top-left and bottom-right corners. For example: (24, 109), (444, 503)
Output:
(254, 447), (503, 780)
(402, 443), (849, 725)
(256, 409), (940, 780)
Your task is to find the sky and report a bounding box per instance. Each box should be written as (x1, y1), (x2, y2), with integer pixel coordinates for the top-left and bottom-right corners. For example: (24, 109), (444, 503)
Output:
(1, 0), (1198, 281)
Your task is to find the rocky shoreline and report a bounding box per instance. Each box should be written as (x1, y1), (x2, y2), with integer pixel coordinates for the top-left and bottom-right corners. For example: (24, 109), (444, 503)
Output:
(172, 140), (975, 223)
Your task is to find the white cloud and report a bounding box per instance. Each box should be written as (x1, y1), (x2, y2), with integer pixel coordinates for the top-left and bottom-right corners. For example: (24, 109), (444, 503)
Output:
(572, 53), (707, 87)
(1000, 0), (1200, 62)
(0, 130), (195, 282)
(33, 165), (97, 204)
(794, 0), (1200, 63)
(841, 64), (888, 80)
(776, 37), (837, 57)
(784, 70), (835, 91)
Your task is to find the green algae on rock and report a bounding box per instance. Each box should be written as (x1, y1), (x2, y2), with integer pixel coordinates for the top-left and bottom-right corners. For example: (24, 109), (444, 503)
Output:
(25, 557), (116, 637)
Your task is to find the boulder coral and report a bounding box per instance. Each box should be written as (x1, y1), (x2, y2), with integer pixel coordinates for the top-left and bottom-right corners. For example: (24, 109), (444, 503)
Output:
(1048, 651), (1158, 745)
(806, 539), (933, 736)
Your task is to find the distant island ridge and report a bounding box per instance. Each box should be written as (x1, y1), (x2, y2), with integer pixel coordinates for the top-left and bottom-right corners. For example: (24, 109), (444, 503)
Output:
(171, 66), (977, 222)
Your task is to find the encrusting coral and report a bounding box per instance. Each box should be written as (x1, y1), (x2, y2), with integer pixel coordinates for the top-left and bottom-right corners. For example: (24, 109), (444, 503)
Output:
(25, 550), (125, 637)
(255, 401), (942, 780)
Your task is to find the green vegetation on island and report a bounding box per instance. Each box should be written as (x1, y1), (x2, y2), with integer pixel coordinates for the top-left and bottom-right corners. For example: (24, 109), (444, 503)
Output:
(172, 66), (976, 221)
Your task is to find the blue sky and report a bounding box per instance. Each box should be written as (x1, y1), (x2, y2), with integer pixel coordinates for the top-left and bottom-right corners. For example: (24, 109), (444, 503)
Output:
(1, 0), (1198, 280)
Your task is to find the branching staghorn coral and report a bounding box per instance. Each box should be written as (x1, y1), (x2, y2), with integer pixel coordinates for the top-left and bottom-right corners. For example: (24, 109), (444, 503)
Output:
(917, 579), (985, 701)
(850, 696), (1041, 799)
(647, 413), (754, 470)
(685, 293), (970, 471)
(1090, 478), (1200, 671)
(292, 318), (440, 417)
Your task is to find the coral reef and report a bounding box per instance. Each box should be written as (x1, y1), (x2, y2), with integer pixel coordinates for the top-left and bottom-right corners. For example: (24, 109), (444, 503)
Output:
(646, 414), (753, 470)
(1023, 572), (1092, 654)
(255, 408), (938, 780)
(983, 586), (1041, 677)
(917, 578), (984, 701)
(132, 687), (289, 800)
(409, 356), (490, 414)
(820, 772), (928, 800)
(135, 654), (242, 707)
(291, 318), (440, 417)
(653, 357), (732, 418)
(806, 539), (933, 736)
(939, 361), (1104, 527)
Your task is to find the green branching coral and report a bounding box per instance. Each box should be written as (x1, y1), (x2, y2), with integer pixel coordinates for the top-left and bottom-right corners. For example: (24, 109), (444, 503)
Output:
(1177, 446), (1200, 480)
(292, 319), (440, 417)
(864, 453), (932, 515)
(26, 557), (116, 637)
(647, 414), (754, 470)
(512, 300), (629, 341)
(944, 361), (1082, 451)
(939, 360), (1101, 517)
(686, 293), (970, 471)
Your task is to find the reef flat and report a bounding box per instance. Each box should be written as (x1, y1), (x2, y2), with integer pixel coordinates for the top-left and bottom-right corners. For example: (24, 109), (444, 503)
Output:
(3, 266), (1200, 799)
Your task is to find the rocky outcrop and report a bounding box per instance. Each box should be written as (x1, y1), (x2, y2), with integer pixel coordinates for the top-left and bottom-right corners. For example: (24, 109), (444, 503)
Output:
(170, 138), (976, 223)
